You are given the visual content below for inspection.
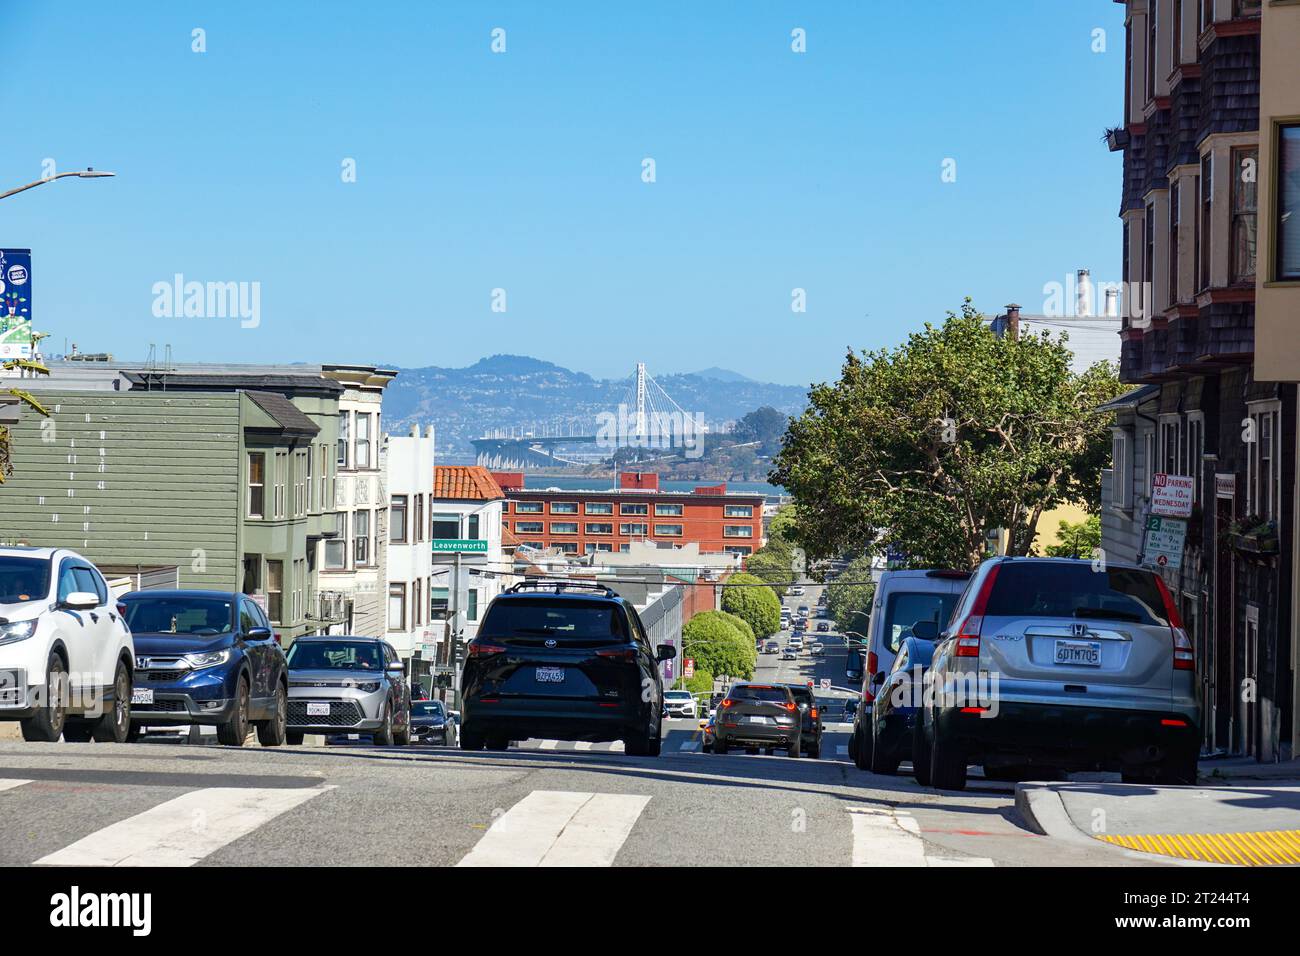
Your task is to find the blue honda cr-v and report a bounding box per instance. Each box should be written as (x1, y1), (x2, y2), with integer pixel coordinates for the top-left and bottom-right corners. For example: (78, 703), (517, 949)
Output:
(119, 589), (288, 746)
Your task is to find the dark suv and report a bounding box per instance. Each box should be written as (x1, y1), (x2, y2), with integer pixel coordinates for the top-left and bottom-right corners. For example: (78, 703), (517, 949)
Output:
(459, 581), (676, 755)
(120, 590), (288, 746)
(713, 683), (802, 757)
(784, 683), (823, 758)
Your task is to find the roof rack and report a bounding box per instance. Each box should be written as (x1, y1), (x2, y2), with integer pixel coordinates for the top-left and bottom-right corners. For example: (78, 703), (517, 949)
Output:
(506, 580), (620, 598)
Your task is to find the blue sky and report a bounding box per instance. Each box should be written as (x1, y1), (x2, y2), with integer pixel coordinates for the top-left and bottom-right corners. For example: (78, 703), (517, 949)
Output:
(2, 1), (1125, 387)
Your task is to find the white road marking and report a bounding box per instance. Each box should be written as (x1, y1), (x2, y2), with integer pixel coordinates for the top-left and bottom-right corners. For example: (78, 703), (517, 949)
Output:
(679, 741), (699, 752)
(457, 790), (650, 867)
(574, 741), (593, 751)
(848, 807), (927, 867)
(538, 740), (558, 750)
(35, 786), (332, 867)
(0, 778), (32, 793)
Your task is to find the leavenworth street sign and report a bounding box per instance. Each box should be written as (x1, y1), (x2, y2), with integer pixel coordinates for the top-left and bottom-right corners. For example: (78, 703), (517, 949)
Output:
(430, 539), (488, 553)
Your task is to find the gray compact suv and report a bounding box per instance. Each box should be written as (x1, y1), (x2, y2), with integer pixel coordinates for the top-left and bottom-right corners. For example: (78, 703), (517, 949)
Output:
(918, 557), (1200, 790)
(285, 636), (411, 746)
(713, 682), (803, 757)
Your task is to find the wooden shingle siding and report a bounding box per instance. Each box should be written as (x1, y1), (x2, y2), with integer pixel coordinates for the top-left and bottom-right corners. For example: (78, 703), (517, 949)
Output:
(0, 390), (241, 590)
(1197, 35), (1261, 143)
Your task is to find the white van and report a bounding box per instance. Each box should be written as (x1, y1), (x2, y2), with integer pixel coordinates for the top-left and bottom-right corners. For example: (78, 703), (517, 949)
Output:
(861, 569), (971, 698)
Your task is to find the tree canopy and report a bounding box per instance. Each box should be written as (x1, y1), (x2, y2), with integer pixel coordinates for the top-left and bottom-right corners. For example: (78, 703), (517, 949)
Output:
(720, 572), (782, 640)
(682, 610), (756, 682)
(771, 302), (1123, 569)
(823, 554), (876, 637)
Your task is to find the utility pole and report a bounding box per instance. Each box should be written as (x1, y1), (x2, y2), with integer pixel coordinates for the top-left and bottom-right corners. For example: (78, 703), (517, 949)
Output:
(450, 549), (462, 707)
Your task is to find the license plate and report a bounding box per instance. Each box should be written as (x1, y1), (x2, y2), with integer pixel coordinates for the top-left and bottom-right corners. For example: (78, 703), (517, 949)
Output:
(307, 701), (331, 716)
(535, 667), (565, 683)
(1054, 640), (1102, 667)
(745, 715), (769, 724)
(131, 688), (154, 705)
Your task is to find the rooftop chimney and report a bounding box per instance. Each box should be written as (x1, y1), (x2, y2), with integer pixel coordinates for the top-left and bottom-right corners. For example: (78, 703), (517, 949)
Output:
(1076, 269), (1092, 317)
(1104, 287), (1119, 317)
(1004, 304), (1021, 341)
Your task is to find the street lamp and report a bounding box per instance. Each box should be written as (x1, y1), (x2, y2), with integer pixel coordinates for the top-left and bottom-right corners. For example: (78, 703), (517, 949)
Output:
(1, 168), (116, 202)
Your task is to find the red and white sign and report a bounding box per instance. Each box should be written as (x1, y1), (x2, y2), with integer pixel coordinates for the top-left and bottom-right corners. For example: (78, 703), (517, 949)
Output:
(1150, 473), (1195, 518)
(820, 678), (832, 691)
(683, 658), (694, 679)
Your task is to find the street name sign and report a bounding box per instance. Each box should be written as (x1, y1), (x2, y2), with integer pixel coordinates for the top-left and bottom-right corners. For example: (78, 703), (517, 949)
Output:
(430, 539), (488, 553)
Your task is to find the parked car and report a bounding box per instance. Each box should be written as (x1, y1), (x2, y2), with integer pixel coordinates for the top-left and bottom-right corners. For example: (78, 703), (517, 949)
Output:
(787, 635), (804, 651)
(121, 589), (288, 746)
(285, 636), (412, 746)
(783, 683), (823, 758)
(816, 620), (830, 633)
(410, 699), (457, 745)
(663, 689), (697, 719)
(810, 642), (825, 656)
(857, 568), (971, 739)
(459, 581), (673, 755)
(864, 630), (936, 775)
(918, 558), (1201, 790)
(0, 547), (135, 743)
(712, 682), (802, 757)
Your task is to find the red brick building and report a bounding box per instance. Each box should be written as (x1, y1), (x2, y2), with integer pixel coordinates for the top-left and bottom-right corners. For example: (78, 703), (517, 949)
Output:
(492, 471), (765, 557)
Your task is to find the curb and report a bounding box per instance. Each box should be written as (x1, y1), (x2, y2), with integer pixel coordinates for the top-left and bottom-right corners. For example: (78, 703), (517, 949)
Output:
(1014, 783), (1212, 867)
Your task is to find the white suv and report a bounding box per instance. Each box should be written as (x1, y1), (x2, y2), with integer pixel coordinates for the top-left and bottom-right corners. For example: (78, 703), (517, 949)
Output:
(0, 547), (135, 742)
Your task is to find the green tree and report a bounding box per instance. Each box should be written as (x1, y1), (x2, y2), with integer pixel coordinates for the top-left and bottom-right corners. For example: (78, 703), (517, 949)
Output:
(0, 359), (50, 484)
(679, 666), (714, 697)
(1042, 514), (1102, 559)
(733, 405), (788, 456)
(682, 611), (755, 681)
(772, 301), (1124, 569)
(824, 554), (876, 637)
(720, 610), (756, 645)
(720, 572), (782, 640)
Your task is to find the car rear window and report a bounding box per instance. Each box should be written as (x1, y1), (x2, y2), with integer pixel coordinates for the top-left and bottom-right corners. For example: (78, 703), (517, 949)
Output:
(123, 596), (234, 635)
(731, 685), (792, 703)
(786, 686), (815, 703)
(0, 556), (50, 604)
(983, 563), (1170, 626)
(478, 598), (628, 640)
(881, 591), (962, 653)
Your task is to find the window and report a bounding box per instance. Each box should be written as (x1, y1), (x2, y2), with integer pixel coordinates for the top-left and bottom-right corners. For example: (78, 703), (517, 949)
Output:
(354, 509), (371, 566)
(390, 495), (408, 543)
(1234, 0), (1261, 16)
(430, 587), (449, 620)
(516, 501), (543, 514)
(550, 501), (578, 514)
(655, 524), (683, 537)
(501, 501), (510, 514)
(468, 514), (480, 539)
(431, 513), (459, 540)
(1146, 0), (1157, 103)
(1159, 416), (1183, 477)
(1144, 200), (1156, 315)
(1173, 0), (1183, 66)
(550, 522), (579, 535)
(585, 523), (613, 535)
(619, 502), (647, 515)
(1231, 146), (1258, 282)
(413, 579), (422, 627)
(1247, 403), (1282, 520)
(1143, 430), (1158, 499)
(1277, 125), (1300, 282)
(266, 560), (284, 624)
(294, 449), (307, 517)
(325, 513), (347, 569)
(1169, 179), (1181, 304)
(724, 546), (753, 556)
(556, 542), (579, 555)
(724, 504), (753, 518)
(723, 525), (753, 538)
(655, 503), (683, 516)
(467, 589), (479, 621)
(337, 411), (350, 468)
(1112, 431), (1133, 511)
(355, 413), (372, 469)
(516, 521), (543, 534)
(319, 444), (330, 510)
(1124, 21), (1133, 126)
(1199, 0), (1211, 32)
(1198, 153), (1213, 291)
(274, 451), (287, 519)
(414, 495), (424, 543)
(388, 583), (406, 631)
(583, 501), (613, 515)
(248, 452), (266, 518)
(1122, 219), (1132, 323)
(307, 445), (315, 512)
(620, 522), (648, 536)
(1186, 413), (1205, 507)
(584, 543), (613, 554)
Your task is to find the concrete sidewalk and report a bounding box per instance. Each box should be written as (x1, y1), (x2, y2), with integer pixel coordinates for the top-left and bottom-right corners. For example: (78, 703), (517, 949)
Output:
(1017, 777), (1300, 866)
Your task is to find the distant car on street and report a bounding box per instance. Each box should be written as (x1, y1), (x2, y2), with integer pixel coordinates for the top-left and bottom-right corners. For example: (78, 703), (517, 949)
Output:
(809, 641), (825, 656)
(663, 689), (697, 719)
(816, 621), (830, 633)
(783, 683), (823, 758)
(780, 647), (797, 661)
(763, 640), (779, 654)
(285, 636), (412, 747)
(712, 683), (802, 757)
(410, 699), (457, 745)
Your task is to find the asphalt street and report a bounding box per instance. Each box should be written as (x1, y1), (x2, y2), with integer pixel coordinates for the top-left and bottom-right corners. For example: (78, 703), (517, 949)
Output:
(0, 583), (1160, 868)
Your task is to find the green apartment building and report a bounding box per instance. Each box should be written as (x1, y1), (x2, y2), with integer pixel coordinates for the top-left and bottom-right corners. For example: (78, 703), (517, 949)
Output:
(0, 365), (345, 643)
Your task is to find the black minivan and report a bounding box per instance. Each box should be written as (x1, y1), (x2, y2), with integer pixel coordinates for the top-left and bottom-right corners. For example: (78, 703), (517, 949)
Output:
(459, 581), (676, 755)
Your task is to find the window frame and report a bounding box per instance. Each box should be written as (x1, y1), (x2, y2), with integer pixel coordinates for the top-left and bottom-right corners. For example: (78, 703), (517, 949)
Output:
(390, 494), (409, 544)
(247, 452), (266, 519)
(1231, 145), (1258, 283)
(1276, 124), (1300, 282)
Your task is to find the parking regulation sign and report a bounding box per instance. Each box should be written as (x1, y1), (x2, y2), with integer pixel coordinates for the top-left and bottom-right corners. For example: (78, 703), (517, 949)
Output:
(1143, 515), (1187, 571)
(1150, 473), (1194, 518)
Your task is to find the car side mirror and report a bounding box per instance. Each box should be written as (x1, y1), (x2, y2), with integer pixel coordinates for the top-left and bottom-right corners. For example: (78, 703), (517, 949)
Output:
(387, 662), (406, 676)
(246, 626), (273, 641)
(870, 670), (886, 687)
(656, 643), (677, 662)
(61, 591), (99, 611)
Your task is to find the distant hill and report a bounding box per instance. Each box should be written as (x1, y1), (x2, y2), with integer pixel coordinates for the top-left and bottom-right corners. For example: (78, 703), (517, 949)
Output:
(382, 354), (807, 460)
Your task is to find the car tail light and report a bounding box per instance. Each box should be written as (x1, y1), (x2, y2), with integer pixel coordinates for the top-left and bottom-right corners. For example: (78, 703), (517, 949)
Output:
(784, 701), (797, 712)
(1153, 576), (1195, 672)
(810, 707), (818, 720)
(721, 698), (734, 709)
(116, 602), (128, 618)
(596, 648), (636, 662)
(1161, 718), (1188, 727)
(468, 641), (507, 657)
(952, 563), (1001, 659)
(862, 650), (881, 703)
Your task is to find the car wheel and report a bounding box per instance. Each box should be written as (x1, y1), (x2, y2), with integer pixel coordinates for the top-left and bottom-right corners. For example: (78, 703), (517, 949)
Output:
(870, 738), (900, 775)
(847, 730), (858, 762)
(126, 723), (143, 743)
(484, 734), (510, 751)
(89, 659), (132, 743)
(714, 738), (729, 754)
(255, 683), (288, 747)
(1153, 748), (1199, 786)
(62, 721), (95, 742)
(373, 704), (395, 747)
(787, 735), (801, 758)
(459, 728), (486, 750)
(216, 676), (250, 746)
(912, 719), (933, 785)
(853, 724), (873, 771)
(286, 731), (304, 746)
(21, 652), (68, 743)
(929, 725), (967, 791)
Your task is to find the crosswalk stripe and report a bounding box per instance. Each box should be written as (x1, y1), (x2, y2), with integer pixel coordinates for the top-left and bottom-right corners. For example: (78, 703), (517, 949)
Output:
(35, 786), (332, 867)
(539, 740), (558, 750)
(849, 807), (927, 867)
(456, 790), (650, 867)
(574, 741), (593, 751)
(0, 778), (32, 793)
(679, 741), (699, 751)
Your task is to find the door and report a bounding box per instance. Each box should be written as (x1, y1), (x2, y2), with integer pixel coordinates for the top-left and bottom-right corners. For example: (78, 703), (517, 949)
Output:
(240, 597), (278, 713)
(56, 561), (117, 705)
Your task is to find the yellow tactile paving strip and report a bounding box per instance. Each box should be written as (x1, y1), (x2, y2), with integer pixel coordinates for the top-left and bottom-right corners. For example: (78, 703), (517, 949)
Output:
(1097, 830), (1300, 866)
